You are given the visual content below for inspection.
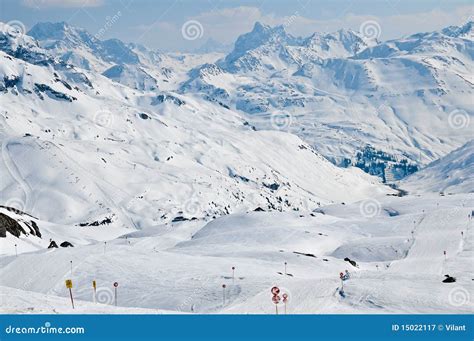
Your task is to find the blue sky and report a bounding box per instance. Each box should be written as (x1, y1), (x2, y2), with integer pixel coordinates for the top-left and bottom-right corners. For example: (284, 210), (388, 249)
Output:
(0, 0), (472, 51)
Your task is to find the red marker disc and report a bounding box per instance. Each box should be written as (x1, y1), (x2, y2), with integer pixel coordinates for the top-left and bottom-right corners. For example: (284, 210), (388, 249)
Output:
(113, 282), (119, 287)
(272, 295), (281, 304)
(271, 286), (280, 295)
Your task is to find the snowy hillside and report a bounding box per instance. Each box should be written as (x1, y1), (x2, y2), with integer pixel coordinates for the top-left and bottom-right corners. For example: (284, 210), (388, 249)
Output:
(1, 18), (473, 316)
(0, 21), (392, 236)
(27, 22), (223, 91)
(183, 21), (474, 179)
(402, 140), (474, 194)
(24, 20), (474, 180)
(1, 193), (472, 314)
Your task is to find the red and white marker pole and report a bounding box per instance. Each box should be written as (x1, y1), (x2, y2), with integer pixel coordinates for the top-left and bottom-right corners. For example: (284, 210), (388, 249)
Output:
(232, 266), (235, 285)
(271, 286), (280, 315)
(70, 260), (73, 276)
(113, 282), (118, 306)
(282, 293), (288, 314)
(443, 250), (447, 260)
(14, 244), (17, 257)
(284, 262), (287, 276)
(104, 241), (107, 254)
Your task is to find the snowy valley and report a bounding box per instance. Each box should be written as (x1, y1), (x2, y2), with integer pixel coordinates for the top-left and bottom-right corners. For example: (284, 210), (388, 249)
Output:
(0, 19), (473, 315)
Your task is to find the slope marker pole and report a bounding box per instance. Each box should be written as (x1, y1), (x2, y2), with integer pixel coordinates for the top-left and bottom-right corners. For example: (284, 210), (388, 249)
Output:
(222, 284), (226, 305)
(65, 280), (74, 309)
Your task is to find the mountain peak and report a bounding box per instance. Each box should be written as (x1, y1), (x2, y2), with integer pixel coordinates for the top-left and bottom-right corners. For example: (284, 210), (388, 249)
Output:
(224, 21), (292, 66)
(441, 20), (474, 39)
(28, 21), (96, 49)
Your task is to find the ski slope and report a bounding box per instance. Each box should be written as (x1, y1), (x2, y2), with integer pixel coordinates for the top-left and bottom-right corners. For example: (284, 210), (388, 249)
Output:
(1, 193), (472, 314)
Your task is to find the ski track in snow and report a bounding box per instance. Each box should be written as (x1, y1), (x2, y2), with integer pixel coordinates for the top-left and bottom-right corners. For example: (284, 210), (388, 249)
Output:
(0, 20), (473, 315)
(1, 194), (473, 314)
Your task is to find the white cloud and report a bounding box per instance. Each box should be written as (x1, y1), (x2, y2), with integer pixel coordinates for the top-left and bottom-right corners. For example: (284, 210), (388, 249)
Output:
(22, 0), (104, 8)
(134, 4), (472, 51)
(171, 4), (471, 46)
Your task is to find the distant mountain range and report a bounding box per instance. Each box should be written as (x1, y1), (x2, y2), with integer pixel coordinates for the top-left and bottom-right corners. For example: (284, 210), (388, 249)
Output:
(0, 19), (472, 232)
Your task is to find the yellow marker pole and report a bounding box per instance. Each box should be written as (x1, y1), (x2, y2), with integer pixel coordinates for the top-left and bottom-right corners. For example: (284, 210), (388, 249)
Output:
(65, 279), (74, 309)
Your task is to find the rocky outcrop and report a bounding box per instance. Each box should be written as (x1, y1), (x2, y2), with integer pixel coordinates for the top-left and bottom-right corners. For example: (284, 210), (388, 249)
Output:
(0, 213), (27, 238)
(0, 212), (42, 238)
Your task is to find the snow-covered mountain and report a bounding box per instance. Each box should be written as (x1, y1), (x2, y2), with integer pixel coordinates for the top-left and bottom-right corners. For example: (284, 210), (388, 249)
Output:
(1, 19), (473, 317)
(183, 21), (474, 181)
(27, 22), (223, 91)
(28, 22), (140, 71)
(23, 20), (474, 182)
(402, 139), (474, 194)
(0, 21), (392, 240)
